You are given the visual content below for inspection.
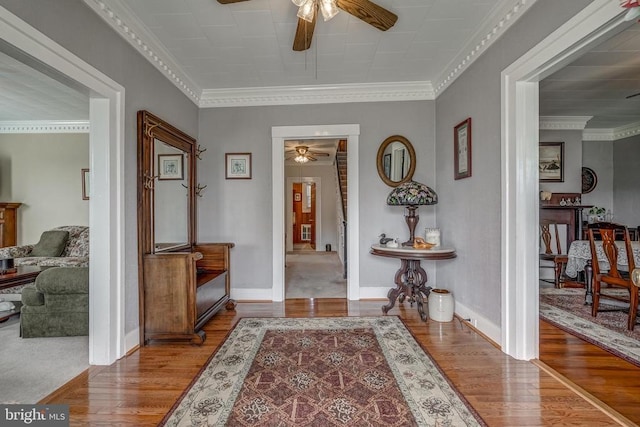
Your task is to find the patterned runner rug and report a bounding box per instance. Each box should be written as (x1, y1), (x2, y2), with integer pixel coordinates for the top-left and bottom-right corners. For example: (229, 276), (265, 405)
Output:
(161, 317), (485, 426)
(540, 288), (640, 367)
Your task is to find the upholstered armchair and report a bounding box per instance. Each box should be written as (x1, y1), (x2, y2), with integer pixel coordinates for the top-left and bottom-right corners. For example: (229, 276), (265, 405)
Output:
(20, 266), (89, 338)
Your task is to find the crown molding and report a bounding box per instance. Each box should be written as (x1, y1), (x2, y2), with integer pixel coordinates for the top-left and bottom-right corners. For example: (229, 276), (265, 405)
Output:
(0, 120), (90, 134)
(199, 81), (435, 108)
(539, 116), (593, 130)
(84, 0), (201, 104)
(433, 0), (538, 96)
(583, 120), (640, 141)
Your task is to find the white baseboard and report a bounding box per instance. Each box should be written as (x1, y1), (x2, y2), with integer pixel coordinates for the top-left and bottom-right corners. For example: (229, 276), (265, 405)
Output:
(453, 299), (501, 346)
(124, 327), (140, 355)
(231, 288), (274, 301)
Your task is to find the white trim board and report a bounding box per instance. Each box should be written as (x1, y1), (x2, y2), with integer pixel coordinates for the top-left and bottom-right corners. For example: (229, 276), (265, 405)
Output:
(272, 124), (360, 302)
(0, 5), (127, 365)
(500, 0), (627, 360)
(0, 120), (90, 134)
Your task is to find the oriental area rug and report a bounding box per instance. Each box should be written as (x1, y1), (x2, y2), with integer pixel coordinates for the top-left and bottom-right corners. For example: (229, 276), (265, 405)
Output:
(540, 287), (640, 367)
(161, 317), (485, 426)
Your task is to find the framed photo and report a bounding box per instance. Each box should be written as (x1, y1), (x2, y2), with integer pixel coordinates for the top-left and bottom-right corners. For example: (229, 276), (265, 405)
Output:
(539, 142), (564, 182)
(81, 168), (90, 200)
(454, 118), (472, 180)
(158, 154), (184, 180)
(226, 153), (252, 179)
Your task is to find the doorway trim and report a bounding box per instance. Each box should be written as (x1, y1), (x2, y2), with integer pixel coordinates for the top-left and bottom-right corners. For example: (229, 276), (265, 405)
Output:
(0, 6), (126, 364)
(286, 177), (322, 252)
(501, 0), (627, 359)
(272, 124), (360, 301)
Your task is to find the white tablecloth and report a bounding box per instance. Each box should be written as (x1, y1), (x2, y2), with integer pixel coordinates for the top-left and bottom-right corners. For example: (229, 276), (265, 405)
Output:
(565, 240), (640, 278)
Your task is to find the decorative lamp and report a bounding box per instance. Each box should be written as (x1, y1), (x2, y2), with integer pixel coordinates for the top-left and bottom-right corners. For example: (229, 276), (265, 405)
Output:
(386, 180), (438, 246)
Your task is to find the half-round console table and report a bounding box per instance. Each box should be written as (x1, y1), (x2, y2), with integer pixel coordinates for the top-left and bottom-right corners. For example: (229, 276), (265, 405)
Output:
(370, 244), (457, 321)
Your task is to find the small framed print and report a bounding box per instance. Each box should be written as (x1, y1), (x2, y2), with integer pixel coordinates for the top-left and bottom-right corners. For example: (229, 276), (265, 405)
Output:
(81, 168), (90, 200)
(158, 154), (184, 180)
(226, 153), (252, 179)
(294, 193), (301, 202)
(454, 118), (472, 180)
(539, 142), (564, 182)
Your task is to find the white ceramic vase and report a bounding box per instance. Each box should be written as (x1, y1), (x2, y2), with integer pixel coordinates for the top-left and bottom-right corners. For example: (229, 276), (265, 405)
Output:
(428, 289), (454, 322)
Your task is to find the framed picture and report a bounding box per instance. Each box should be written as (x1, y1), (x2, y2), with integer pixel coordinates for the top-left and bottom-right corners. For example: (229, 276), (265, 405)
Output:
(582, 166), (597, 193)
(226, 153), (252, 179)
(539, 142), (564, 182)
(454, 118), (472, 180)
(81, 168), (90, 200)
(158, 154), (184, 180)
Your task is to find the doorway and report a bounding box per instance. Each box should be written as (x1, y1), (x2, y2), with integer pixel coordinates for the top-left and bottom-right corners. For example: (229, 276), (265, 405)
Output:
(0, 8), (126, 364)
(272, 124), (360, 302)
(501, 0), (627, 359)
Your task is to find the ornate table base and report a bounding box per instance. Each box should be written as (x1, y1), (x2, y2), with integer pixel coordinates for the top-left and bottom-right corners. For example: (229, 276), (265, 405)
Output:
(371, 244), (456, 322)
(382, 259), (432, 321)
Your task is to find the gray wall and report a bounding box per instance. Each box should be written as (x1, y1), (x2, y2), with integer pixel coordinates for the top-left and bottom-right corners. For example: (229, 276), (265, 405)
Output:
(613, 135), (640, 226)
(582, 140), (614, 218)
(1, 0), (200, 334)
(197, 101), (436, 291)
(434, 0), (592, 327)
(0, 133), (89, 243)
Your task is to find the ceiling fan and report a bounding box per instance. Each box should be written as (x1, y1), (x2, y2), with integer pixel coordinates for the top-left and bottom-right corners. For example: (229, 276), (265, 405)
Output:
(286, 145), (331, 163)
(217, 0), (398, 51)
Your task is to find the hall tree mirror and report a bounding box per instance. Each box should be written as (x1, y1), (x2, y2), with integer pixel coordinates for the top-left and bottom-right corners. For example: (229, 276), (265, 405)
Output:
(137, 110), (234, 345)
(376, 135), (416, 187)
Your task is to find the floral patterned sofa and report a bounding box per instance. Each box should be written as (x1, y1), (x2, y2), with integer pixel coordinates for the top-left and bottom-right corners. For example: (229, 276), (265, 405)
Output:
(0, 225), (89, 268)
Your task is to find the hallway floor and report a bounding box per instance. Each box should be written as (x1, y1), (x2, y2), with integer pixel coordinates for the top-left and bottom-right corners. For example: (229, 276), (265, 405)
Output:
(285, 251), (346, 299)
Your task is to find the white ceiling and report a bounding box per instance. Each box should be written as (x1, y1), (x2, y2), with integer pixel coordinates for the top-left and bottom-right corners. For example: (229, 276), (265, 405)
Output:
(0, 0), (639, 136)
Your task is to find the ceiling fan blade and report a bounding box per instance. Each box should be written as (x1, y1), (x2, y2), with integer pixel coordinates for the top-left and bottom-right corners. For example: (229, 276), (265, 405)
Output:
(217, 0), (251, 4)
(308, 151), (330, 156)
(626, 92), (640, 99)
(293, 15), (317, 51)
(336, 0), (397, 31)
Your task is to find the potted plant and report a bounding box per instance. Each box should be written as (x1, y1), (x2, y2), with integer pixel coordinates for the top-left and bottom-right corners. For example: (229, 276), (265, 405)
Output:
(588, 206), (606, 223)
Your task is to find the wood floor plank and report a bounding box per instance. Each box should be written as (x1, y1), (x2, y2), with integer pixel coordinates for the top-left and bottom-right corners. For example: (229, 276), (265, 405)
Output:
(39, 301), (629, 426)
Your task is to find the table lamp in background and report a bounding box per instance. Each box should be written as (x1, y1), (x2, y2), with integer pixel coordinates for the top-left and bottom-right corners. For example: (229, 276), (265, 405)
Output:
(387, 181), (438, 247)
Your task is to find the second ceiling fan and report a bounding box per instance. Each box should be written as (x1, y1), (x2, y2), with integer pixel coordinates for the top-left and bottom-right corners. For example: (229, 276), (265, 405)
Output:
(217, 0), (398, 51)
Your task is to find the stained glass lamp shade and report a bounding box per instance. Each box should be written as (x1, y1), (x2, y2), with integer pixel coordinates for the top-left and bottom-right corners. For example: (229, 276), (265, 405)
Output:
(387, 181), (438, 246)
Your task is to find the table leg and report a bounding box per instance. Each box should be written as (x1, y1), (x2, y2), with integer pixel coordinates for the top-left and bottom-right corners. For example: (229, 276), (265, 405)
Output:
(382, 260), (411, 314)
(584, 261), (593, 305)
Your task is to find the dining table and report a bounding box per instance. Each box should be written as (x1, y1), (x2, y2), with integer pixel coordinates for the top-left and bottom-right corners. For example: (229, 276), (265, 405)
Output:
(565, 240), (640, 304)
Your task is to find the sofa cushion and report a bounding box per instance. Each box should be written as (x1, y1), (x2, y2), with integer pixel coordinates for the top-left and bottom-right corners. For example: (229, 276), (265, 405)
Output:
(29, 230), (69, 257)
(59, 226), (90, 257)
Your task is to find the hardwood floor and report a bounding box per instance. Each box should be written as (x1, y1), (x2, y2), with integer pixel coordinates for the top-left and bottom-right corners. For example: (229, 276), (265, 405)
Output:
(42, 300), (633, 426)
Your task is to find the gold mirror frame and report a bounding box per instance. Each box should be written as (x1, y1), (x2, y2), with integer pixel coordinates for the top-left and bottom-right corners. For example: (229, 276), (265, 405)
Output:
(376, 135), (416, 187)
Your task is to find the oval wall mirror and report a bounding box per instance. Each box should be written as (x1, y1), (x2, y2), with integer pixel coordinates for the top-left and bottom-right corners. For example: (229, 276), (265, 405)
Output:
(376, 135), (416, 187)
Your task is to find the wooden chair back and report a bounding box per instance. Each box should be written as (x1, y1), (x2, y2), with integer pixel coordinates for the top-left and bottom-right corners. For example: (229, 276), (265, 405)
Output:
(587, 222), (635, 280)
(540, 220), (565, 255)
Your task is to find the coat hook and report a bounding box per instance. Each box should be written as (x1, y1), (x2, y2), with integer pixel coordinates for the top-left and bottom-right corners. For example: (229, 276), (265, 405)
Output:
(196, 145), (207, 160)
(195, 183), (207, 198)
(144, 173), (158, 190)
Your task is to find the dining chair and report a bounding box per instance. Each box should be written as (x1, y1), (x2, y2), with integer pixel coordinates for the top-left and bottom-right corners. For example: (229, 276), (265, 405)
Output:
(587, 222), (638, 330)
(539, 220), (569, 288)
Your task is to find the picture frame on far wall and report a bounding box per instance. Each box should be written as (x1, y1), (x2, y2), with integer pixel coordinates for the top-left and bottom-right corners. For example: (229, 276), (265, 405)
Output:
(539, 142), (564, 182)
(454, 118), (472, 180)
(226, 153), (252, 179)
(158, 154), (184, 180)
(81, 168), (90, 200)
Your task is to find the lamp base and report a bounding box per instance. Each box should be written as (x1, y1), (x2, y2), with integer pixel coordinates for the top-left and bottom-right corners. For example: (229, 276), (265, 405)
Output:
(402, 206), (419, 247)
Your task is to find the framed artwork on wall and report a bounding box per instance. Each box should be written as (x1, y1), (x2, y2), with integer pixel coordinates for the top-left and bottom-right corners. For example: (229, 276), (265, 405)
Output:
(158, 154), (184, 180)
(539, 142), (564, 182)
(454, 118), (472, 180)
(226, 153), (252, 179)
